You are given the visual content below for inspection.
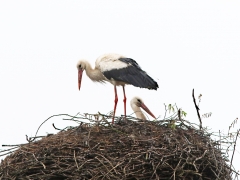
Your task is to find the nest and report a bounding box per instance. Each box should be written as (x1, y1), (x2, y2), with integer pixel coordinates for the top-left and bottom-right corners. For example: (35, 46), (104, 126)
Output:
(0, 115), (237, 180)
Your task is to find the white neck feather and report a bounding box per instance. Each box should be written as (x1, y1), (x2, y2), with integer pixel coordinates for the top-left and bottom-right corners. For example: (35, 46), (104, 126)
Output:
(84, 61), (105, 82)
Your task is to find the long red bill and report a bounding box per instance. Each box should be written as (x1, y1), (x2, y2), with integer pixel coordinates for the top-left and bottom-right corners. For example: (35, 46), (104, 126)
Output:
(78, 69), (83, 90)
(140, 103), (156, 119)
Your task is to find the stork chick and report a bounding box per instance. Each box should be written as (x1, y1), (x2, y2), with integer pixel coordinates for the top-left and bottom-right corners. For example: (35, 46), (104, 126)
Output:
(130, 96), (156, 120)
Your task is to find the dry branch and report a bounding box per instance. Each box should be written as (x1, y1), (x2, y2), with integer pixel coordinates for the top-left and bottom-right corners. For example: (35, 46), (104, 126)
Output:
(192, 89), (202, 130)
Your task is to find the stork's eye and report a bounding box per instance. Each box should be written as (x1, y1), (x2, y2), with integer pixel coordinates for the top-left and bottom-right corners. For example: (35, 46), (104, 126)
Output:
(79, 65), (82, 68)
(137, 99), (141, 102)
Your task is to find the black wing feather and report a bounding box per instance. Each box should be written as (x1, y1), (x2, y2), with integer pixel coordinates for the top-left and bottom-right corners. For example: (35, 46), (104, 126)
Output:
(103, 58), (159, 90)
(118, 58), (142, 70)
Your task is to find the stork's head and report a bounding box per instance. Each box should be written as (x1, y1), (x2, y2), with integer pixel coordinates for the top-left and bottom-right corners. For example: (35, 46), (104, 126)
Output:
(130, 96), (156, 119)
(76, 60), (87, 91)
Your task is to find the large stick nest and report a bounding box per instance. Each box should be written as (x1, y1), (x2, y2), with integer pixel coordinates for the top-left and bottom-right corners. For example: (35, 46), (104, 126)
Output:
(0, 115), (236, 179)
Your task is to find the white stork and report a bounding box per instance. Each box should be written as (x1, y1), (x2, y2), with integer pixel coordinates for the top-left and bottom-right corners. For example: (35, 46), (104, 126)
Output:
(76, 53), (158, 123)
(130, 96), (156, 120)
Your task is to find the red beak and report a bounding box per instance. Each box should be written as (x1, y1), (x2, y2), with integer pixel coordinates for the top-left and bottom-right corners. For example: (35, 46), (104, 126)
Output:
(78, 69), (83, 90)
(140, 103), (156, 119)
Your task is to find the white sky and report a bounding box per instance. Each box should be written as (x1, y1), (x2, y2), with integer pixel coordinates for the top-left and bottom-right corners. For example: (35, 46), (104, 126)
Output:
(0, 0), (240, 175)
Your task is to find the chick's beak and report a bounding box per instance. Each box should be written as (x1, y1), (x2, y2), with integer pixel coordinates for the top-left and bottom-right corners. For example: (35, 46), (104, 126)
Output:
(140, 103), (156, 119)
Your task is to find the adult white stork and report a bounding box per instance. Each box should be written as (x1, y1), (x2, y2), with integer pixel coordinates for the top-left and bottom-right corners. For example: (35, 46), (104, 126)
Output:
(130, 96), (156, 120)
(76, 53), (158, 123)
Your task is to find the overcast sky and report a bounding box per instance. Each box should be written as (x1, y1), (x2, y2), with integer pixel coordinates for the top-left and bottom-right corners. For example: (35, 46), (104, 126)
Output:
(0, 0), (240, 174)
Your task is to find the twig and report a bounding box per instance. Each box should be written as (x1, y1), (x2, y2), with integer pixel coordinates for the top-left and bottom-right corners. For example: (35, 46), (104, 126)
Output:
(95, 157), (115, 177)
(164, 103), (167, 119)
(219, 130), (221, 150)
(230, 129), (240, 172)
(32, 113), (81, 142)
(74, 150), (79, 169)
(0, 150), (17, 157)
(52, 123), (62, 131)
(32, 153), (46, 169)
(0, 147), (18, 153)
(192, 89), (202, 130)
(2, 144), (21, 147)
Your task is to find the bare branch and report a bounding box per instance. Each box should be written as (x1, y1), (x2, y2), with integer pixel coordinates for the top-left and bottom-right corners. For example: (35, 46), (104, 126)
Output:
(192, 89), (202, 130)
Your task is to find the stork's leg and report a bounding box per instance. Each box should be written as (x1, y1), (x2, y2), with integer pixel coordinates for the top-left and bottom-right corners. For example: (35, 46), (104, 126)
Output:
(122, 86), (127, 120)
(112, 85), (118, 124)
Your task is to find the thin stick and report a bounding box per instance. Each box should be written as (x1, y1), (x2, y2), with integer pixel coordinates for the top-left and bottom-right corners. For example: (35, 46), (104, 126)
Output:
(192, 89), (202, 130)
(52, 123), (62, 131)
(33, 113), (80, 142)
(230, 129), (240, 172)
(74, 150), (79, 169)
